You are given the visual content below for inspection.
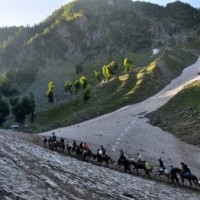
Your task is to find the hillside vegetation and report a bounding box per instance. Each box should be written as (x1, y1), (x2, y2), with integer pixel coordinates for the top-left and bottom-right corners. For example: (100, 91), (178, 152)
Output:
(0, 0), (199, 133)
(147, 80), (200, 146)
(28, 47), (197, 133)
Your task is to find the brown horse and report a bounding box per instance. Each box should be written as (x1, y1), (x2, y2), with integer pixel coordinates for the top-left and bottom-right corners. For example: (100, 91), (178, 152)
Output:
(93, 154), (115, 165)
(175, 168), (200, 187)
(131, 161), (153, 177)
(117, 158), (132, 174)
(154, 167), (170, 180)
(49, 141), (65, 151)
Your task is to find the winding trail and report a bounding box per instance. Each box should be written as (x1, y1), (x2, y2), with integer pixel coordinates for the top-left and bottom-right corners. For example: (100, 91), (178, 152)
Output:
(40, 57), (200, 174)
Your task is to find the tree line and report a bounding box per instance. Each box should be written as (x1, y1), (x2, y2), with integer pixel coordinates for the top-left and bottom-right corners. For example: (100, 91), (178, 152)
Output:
(0, 57), (132, 127)
(46, 57), (133, 104)
(0, 93), (35, 126)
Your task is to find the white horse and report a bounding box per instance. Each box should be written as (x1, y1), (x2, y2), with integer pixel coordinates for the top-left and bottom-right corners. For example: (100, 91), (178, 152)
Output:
(154, 167), (170, 180)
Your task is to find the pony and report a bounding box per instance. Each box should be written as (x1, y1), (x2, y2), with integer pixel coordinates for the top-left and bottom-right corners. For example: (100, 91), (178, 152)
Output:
(93, 154), (115, 165)
(49, 141), (65, 151)
(131, 161), (153, 177)
(154, 167), (170, 180)
(174, 168), (200, 187)
(82, 149), (93, 161)
(43, 136), (47, 147)
(57, 141), (65, 151)
(117, 158), (132, 174)
(169, 167), (180, 185)
(66, 142), (72, 154)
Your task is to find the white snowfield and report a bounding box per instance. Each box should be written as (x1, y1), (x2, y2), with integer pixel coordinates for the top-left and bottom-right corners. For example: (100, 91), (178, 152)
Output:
(152, 48), (160, 55)
(40, 57), (200, 175)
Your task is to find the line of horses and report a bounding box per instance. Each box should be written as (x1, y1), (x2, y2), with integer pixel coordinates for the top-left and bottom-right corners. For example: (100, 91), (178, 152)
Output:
(44, 137), (115, 165)
(43, 136), (200, 189)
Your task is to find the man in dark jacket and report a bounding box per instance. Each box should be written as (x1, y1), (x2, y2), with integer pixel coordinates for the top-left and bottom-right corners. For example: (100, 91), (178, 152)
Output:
(181, 162), (191, 177)
(158, 157), (165, 171)
(52, 132), (56, 142)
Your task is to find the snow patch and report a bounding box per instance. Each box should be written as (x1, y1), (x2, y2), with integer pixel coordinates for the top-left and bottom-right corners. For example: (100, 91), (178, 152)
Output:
(152, 49), (160, 55)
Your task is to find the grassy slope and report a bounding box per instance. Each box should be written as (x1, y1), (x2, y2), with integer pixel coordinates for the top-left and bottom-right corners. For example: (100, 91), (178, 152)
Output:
(19, 47), (197, 133)
(147, 81), (200, 145)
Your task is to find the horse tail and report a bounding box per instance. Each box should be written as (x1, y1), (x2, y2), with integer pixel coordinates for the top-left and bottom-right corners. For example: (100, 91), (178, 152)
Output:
(196, 177), (200, 186)
(190, 174), (200, 187)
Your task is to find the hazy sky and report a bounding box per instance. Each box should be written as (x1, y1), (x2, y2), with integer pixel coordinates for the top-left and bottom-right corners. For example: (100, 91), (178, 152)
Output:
(0, 0), (199, 27)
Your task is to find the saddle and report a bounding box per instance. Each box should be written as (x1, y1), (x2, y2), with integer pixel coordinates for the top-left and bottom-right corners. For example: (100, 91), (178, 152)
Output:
(183, 172), (191, 177)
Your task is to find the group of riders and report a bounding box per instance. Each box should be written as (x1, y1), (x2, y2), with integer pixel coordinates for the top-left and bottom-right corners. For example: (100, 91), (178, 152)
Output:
(43, 133), (109, 163)
(43, 133), (198, 186)
(157, 157), (193, 184)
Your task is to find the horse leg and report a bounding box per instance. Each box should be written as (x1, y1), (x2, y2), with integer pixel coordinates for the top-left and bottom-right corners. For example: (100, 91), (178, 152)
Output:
(105, 158), (109, 165)
(189, 179), (192, 187)
(108, 157), (114, 164)
(136, 168), (139, 175)
(128, 167), (132, 174)
(196, 177), (200, 187)
(175, 176), (179, 184)
(193, 179), (197, 187)
(146, 169), (151, 178)
(166, 173), (170, 180)
(182, 178), (184, 185)
(171, 177), (174, 184)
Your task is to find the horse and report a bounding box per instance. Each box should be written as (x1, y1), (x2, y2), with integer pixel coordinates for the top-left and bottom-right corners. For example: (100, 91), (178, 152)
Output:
(48, 140), (57, 150)
(117, 158), (132, 174)
(169, 167), (180, 185)
(93, 154), (115, 165)
(82, 149), (93, 161)
(57, 141), (65, 151)
(43, 136), (47, 147)
(131, 160), (153, 177)
(154, 167), (170, 180)
(174, 167), (200, 187)
(49, 141), (64, 151)
(66, 142), (72, 154)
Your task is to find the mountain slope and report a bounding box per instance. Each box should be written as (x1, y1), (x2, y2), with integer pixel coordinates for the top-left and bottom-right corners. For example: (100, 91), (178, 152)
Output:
(147, 80), (200, 145)
(0, 0), (199, 132)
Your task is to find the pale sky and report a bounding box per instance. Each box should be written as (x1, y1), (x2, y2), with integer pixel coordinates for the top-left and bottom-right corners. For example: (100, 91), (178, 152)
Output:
(0, 0), (199, 27)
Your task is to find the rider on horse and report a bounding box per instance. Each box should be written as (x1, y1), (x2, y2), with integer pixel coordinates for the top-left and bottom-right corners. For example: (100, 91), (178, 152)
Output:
(60, 137), (64, 143)
(158, 157), (165, 172)
(52, 132), (56, 142)
(181, 162), (191, 177)
(100, 145), (106, 155)
(83, 143), (89, 154)
(97, 145), (106, 160)
(137, 153), (145, 164)
(72, 140), (77, 152)
(120, 149), (127, 161)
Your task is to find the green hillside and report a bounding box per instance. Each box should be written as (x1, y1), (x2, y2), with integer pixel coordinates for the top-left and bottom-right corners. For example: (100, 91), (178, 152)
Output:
(147, 81), (200, 145)
(25, 47), (197, 133)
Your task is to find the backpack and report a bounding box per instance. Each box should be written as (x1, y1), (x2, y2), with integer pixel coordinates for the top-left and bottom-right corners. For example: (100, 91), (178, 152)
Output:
(98, 149), (103, 155)
(145, 161), (151, 170)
